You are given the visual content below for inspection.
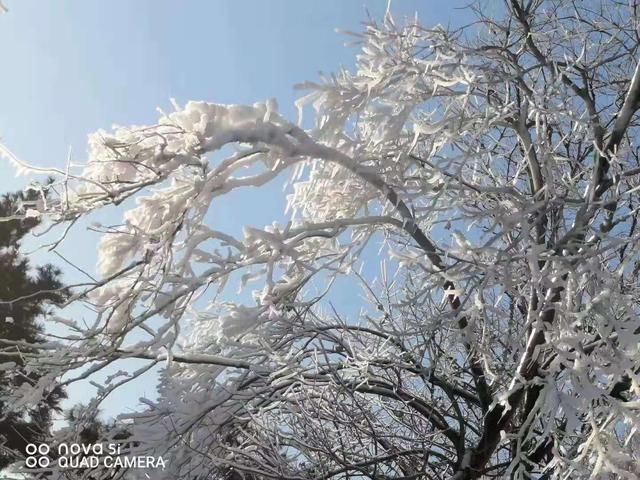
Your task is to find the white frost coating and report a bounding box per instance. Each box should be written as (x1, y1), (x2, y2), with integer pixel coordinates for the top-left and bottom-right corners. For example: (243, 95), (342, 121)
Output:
(6, 6), (640, 480)
(89, 278), (138, 332)
(211, 305), (264, 340)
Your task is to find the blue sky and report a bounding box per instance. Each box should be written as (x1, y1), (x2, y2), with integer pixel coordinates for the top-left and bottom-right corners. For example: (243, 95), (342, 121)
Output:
(0, 0), (469, 421)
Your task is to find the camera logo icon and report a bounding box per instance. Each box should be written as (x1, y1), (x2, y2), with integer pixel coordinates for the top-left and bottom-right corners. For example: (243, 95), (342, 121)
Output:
(25, 444), (51, 468)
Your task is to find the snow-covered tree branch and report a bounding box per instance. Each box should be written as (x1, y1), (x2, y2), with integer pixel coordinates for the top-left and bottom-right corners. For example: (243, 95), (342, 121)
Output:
(4, 1), (640, 478)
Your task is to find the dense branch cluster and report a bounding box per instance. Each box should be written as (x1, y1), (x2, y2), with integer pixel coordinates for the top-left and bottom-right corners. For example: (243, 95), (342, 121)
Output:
(4, 1), (640, 478)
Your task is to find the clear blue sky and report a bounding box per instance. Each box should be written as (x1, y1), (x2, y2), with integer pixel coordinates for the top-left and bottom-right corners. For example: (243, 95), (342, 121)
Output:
(0, 0), (470, 421)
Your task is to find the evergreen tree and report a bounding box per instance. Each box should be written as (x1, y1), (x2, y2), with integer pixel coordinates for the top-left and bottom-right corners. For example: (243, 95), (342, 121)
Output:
(51, 405), (133, 480)
(0, 188), (67, 470)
